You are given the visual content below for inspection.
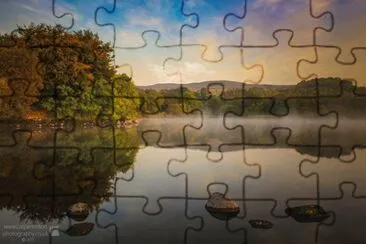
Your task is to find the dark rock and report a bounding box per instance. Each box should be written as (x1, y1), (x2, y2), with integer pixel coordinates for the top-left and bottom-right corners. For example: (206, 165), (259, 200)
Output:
(285, 205), (330, 223)
(248, 219), (273, 229)
(67, 202), (89, 222)
(205, 192), (240, 220)
(66, 223), (94, 236)
(207, 211), (240, 220)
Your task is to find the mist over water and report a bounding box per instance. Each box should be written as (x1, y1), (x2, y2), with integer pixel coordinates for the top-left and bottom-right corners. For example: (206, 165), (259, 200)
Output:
(0, 116), (365, 244)
(140, 115), (366, 152)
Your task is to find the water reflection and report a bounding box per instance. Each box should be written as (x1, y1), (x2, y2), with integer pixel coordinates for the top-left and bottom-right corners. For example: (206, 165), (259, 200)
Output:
(0, 117), (365, 244)
(0, 127), (138, 225)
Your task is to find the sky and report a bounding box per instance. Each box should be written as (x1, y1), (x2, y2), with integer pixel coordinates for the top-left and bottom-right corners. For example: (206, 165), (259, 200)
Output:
(0, 0), (365, 86)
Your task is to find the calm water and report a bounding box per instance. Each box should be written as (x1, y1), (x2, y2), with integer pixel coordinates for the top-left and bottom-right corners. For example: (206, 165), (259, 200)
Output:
(0, 117), (365, 244)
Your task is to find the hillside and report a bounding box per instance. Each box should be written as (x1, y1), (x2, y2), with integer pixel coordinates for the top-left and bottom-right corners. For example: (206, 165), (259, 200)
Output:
(137, 80), (293, 91)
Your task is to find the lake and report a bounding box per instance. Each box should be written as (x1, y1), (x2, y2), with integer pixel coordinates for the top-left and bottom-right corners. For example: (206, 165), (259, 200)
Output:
(0, 116), (365, 244)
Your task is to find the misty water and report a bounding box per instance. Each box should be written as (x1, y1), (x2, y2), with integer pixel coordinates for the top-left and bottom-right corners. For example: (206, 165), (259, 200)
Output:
(0, 116), (365, 244)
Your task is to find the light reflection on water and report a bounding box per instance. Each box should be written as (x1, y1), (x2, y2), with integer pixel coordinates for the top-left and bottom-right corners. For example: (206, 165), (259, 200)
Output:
(0, 117), (365, 244)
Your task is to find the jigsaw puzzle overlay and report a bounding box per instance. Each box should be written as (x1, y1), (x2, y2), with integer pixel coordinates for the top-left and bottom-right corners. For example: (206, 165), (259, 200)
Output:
(0, 0), (366, 243)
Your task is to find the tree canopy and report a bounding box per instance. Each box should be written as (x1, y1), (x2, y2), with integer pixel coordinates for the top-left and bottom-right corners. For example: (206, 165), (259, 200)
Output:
(0, 23), (140, 121)
(0, 23), (364, 121)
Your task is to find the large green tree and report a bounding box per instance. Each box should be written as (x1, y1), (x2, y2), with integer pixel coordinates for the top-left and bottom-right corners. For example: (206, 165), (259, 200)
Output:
(111, 74), (140, 120)
(0, 23), (138, 121)
(0, 46), (42, 120)
(31, 24), (116, 120)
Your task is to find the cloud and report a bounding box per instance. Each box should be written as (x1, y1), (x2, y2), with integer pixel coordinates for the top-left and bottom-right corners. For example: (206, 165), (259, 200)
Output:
(1, 0), (365, 86)
(312, 0), (335, 13)
(128, 16), (163, 28)
(114, 29), (148, 47)
(252, 0), (285, 10)
(125, 6), (181, 32)
(148, 64), (167, 79)
(147, 61), (215, 84)
(183, 62), (215, 75)
(148, 64), (179, 83)
(20, 3), (38, 13)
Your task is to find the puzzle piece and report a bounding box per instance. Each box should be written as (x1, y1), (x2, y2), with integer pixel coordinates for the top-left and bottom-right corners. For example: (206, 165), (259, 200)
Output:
(169, 83), (245, 161)
(321, 118), (366, 154)
(0, 43), (42, 130)
(242, 131), (321, 216)
(242, 31), (317, 85)
(169, 145), (259, 200)
(300, 147), (366, 198)
(112, 132), (186, 214)
(0, 79), (39, 133)
(95, 0), (193, 47)
(33, 148), (121, 197)
(97, 198), (201, 243)
(318, 87), (366, 151)
(137, 117), (202, 146)
(298, 47), (366, 88)
(113, 31), (181, 86)
(50, 196), (116, 244)
(225, 103), (337, 146)
(0, 46), (38, 82)
(225, 0), (333, 46)
(53, 123), (114, 164)
(164, 45), (263, 85)
(31, 125), (141, 196)
(235, 200), (328, 244)
(312, 0), (366, 63)
(106, 38), (205, 144)
(103, 74), (204, 148)
(180, 0), (245, 60)
(315, 183), (366, 244)
(0, 131), (55, 197)
(52, 0), (112, 36)
(186, 199), (246, 244)
(298, 47), (366, 147)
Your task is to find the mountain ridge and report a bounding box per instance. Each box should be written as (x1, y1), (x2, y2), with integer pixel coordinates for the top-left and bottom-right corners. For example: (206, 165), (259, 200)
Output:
(137, 80), (294, 91)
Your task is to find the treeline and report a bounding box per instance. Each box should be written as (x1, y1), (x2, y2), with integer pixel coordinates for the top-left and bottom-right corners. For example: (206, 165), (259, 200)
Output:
(139, 78), (366, 117)
(0, 23), (139, 122)
(1, 24), (365, 122)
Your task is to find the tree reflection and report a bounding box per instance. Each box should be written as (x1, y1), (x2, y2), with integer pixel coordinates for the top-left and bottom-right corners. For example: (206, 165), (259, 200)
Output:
(0, 118), (363, 223)
(0, 128), (139, 223)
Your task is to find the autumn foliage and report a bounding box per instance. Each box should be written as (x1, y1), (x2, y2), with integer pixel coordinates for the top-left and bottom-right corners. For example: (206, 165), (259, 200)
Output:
(0, 23), (120, 121)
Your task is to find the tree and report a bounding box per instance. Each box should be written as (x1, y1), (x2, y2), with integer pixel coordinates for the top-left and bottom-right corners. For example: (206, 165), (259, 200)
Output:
(111, 74), (140, 120)
(0, 23), (119, 120)
(0, 46), (42, 120)
(33, 24), (115, 119)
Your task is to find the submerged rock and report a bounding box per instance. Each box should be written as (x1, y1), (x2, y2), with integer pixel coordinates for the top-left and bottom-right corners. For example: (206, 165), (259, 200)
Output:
(205, 192), (240, 220)
(248, 219), (273, 229)
(66, 223), (94, 236)
(285, 205), (330, 223)
(67, 202), (90, 221)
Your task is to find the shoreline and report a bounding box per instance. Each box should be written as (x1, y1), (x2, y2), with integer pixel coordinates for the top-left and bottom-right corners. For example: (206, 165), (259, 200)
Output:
(0, 118), (143, 129)
(1, 113), (366, 124)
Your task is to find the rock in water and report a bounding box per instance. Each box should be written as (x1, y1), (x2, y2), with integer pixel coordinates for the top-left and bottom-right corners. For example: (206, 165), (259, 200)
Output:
(248, 219), (273, 229)
(67, 202), (90, 221)
(205, 192), (240, 220)
(66, 223), (94, 236)
(285, 205), (330, 223)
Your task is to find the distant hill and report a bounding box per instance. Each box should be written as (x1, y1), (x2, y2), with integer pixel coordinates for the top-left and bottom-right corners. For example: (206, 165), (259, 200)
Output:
(137, 80), (294, 91)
